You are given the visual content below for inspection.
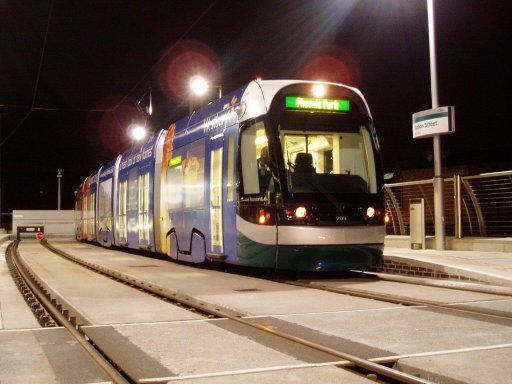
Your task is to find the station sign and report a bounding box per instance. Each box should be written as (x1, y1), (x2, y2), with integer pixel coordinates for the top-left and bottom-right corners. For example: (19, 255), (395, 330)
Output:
(412, 106), (455, 139)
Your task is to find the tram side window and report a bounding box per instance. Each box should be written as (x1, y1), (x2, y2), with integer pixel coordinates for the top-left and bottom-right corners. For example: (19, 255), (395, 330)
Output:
(166, 154), (183, 210)
(138, 172), (150, 242)
(98, 179), (112, 232)
(99, 180), (112, 220)
(240, 121), (270, 195)
(183, 143), (205, 208)
(166, 139), (205, 210)
(86, 192), (95, 237)
(227, 133), (235, 202)
(119, 180), (128, 240)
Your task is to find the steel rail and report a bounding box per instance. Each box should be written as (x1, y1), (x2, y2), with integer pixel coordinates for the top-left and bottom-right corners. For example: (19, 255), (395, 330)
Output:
(361, 270), (512, 296)
(5, 242), (56, 327)
(280, 277), (512, 321)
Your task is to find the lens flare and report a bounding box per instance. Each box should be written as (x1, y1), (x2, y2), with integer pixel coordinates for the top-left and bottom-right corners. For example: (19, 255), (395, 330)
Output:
(297, 45), (361, 87)
(86, 95), (145, 157)
(156, 39), (219, 101)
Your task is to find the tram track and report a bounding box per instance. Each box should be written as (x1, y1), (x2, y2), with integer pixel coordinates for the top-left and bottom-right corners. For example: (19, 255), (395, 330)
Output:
(7, 240), (130, 384)
(276, 273), (512, 321)
(9, 239), (435, 384)
(5, 241), (57, 327)
(361, 270), (512, 297)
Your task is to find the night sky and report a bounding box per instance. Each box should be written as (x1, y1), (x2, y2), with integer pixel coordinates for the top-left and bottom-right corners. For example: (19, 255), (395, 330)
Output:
(0, 0), (510, 220)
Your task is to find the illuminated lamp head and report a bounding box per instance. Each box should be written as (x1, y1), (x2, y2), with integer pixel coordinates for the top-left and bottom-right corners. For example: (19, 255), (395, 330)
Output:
(129, 124), (147, 141)
(156, 39), (219, 101)
(312, 84), (326, 97)
(189, 75), (209, 96)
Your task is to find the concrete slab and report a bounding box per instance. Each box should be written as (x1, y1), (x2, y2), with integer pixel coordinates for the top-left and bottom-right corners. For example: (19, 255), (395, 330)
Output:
(199, 287), (403, 317)
(0, 328), (111, 383)
(306, 278), (512, 317)
(395, 346), (512, 384)
(19, 244), (205, 325)
(272, 306), (512, 356)
(48, 240), (403, 317)
(311, 278), (508, 304)
(83, 319), (374, 383)
(163, 365), (373, 383)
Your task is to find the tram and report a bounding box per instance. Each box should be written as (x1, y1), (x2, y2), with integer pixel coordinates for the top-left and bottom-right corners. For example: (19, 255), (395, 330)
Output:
(75, 80), (385, 271)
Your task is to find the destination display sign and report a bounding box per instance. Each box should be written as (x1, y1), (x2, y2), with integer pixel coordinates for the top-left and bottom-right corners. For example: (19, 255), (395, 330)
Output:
(286, 96), (350, 112)
(412, 106), (455, 139)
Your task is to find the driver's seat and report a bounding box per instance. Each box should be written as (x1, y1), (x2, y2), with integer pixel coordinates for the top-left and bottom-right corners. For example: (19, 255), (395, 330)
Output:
(294, 153), (315, 173)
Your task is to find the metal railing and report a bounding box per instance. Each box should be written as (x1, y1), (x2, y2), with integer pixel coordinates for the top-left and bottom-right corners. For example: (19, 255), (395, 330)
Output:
(385, 171), (512, 237)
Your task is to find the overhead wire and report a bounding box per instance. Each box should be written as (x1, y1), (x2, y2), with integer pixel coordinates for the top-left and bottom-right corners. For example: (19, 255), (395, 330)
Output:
(113, 0), (218, 111)
(31, 0), (54, 109)
(107, 0), (217, 135)
(1, 0), (55, 147)
(1, 1), (218, 147)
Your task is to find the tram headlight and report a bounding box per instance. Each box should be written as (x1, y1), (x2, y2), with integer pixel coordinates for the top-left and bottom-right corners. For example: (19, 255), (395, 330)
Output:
(364, 206), (385, 223)
(295, 206), (307, 219)
(282, 205), (316, 224)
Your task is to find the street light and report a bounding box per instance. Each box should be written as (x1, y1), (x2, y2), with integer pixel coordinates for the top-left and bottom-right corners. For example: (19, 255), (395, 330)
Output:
(189, 75), (222, 112)
(189, 75), (209, 96)
(129, 124), (147, 142)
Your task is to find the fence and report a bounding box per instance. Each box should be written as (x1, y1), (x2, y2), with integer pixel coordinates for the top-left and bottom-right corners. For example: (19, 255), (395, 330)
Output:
(385, 171), (512, 238)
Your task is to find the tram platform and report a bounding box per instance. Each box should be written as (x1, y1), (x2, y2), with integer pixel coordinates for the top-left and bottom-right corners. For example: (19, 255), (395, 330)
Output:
(382, 236), (512, 288)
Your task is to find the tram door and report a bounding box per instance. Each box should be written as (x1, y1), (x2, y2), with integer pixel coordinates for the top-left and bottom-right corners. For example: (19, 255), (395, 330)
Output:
(222, 128), (237, 260)
(208, 126), (237, 260)
(210, 145), (223, 255)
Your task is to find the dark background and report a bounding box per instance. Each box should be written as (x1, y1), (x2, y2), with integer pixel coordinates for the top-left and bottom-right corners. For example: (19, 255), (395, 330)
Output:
(1, 0), (510, 221)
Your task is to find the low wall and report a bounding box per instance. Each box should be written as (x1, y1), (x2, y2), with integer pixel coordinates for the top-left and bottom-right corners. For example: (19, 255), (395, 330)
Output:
(12, 210), (74, 239)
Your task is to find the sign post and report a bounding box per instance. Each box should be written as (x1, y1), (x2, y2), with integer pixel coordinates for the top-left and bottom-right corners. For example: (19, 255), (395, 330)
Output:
(412, 106), (455, 251)
(411, 0), (456, 251)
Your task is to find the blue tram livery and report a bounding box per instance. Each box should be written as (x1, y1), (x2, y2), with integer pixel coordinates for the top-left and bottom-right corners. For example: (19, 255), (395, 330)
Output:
(75, 80), (385, 271)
